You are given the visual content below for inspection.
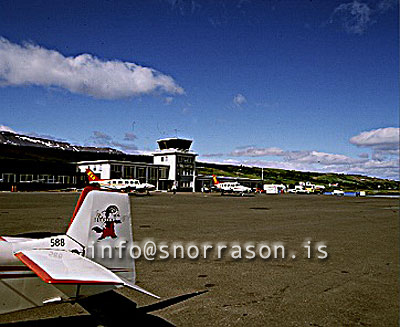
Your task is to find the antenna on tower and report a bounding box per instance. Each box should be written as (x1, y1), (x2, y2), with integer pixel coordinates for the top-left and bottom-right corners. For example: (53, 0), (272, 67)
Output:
(157, 123), (167, 137)
(173, 128), (181, 137)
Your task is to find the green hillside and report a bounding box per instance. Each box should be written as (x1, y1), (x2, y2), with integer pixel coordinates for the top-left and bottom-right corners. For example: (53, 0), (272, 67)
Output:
(197, 162), (399, 192)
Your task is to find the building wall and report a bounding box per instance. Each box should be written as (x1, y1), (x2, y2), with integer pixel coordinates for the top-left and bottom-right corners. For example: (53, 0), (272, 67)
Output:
(77, 160), (169, 190)
(153, 154), (176, 180)
(77, 163), (111, 180)
(101, 164), (111, 180)
(0, 158), (82, 191)
(153, 152), (197, 191)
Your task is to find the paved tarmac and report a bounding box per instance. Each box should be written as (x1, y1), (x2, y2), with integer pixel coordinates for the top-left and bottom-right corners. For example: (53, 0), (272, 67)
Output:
(0, 192), (398, 326)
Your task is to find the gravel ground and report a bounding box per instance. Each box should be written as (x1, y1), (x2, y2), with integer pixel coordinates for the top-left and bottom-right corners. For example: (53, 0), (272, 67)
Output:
(0, 192), (398, 326)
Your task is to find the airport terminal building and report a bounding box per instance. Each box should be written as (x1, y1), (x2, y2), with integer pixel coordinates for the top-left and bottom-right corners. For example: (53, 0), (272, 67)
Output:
(0, 132), (261, 192)
(77, 138), (198, 191)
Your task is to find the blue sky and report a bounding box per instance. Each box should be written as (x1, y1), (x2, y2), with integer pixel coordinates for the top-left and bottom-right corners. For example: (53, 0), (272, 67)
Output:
(0, 0), (398, 179)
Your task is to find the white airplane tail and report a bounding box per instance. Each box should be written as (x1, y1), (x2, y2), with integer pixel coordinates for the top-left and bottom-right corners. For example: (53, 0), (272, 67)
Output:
(66, 187), (158, 298)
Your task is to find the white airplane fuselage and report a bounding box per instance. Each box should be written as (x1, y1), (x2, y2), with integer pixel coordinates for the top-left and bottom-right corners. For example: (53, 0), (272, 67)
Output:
(89, 179), (155, 192)
(86, 168), (155, 192)
(214, 182), (252, 194)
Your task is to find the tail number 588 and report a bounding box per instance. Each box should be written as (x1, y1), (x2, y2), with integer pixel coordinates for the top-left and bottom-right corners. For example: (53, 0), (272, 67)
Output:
(50, 238), (65, 247)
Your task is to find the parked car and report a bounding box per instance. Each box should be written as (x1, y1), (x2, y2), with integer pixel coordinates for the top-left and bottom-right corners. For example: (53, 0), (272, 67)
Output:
(333, 189), (344, 196)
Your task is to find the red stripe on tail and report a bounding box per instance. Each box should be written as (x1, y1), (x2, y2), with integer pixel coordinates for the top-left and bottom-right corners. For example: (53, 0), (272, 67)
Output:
(67, 186), (99, 232)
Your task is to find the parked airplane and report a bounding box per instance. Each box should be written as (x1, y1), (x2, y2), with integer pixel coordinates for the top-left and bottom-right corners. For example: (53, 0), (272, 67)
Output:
(212, 175), (252, 195)
(86, 168), (156, 193)
(0, 187), (205, 325)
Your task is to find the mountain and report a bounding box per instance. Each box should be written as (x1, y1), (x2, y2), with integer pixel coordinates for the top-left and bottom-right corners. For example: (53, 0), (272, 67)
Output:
(0, 131), (153, 163)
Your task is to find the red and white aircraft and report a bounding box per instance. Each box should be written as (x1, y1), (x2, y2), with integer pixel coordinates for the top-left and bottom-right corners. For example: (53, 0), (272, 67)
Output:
(86, 168), (156, 193)
(0, 187), (159, 314)
(212, 175), (252, 195)
(0, 187), (206, 325)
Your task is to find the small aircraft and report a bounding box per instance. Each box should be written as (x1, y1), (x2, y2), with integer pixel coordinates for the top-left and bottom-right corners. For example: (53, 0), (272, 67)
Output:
(211, 175), (252, 196)
(0, 187), (205, 326)
(86, 168), (156, 194)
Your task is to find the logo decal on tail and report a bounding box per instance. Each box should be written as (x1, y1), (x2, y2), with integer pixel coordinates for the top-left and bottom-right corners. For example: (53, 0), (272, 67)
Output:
(212, 175), (219, 185)
(86, 169), (100, 181)
(92, 205), (122, 240)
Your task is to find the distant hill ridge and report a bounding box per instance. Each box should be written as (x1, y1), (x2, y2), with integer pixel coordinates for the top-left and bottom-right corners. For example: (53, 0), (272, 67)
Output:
(0, 131), (398, 191)
(0, 131), (152, 163)
(0, 131), (123, 155)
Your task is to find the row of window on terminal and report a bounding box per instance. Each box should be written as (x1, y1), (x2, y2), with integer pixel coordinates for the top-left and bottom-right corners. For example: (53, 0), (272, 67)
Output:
(1, 173), (74, 184)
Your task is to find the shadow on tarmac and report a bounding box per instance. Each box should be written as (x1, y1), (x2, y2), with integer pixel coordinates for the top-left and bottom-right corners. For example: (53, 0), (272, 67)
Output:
(0, 290), (207, 327)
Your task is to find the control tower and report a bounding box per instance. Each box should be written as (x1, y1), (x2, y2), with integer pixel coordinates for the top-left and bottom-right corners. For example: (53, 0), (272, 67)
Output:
(153, 137), (197, 192)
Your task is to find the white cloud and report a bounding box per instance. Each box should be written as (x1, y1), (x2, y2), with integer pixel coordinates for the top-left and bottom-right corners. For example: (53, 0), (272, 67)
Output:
(230, 146), (285, 157)
(237, 157), (399, 179)
(284, 150), (365, 166)
(230, 146), (364, 166)
(0, 37), (184, 99)
(330, 1), (373, 34)
(325, 159), (399, 180)
(241, 159), (318, 172)
(92, 131), (112, 143)
(233, 93), (247, 106)
(165, 0), (201, 15)
(377, 0), (397, 13)
(224, 128), (399, 177)
(207, 140), (399, 179)
(89, 130), (138, 152)
(201, 152), (225, 158)
(329, 0), (397, 35)
(164, 96), (174, 104)
(123, 132), (137, 141)
(358, 152), (369, 159)
(349, 127), (400, 151)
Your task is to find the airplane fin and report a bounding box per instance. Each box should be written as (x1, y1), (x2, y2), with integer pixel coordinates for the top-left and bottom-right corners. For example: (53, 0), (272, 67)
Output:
(66, 188), (142, 289)
(69, 185), (99, 226)
(212, 174), (219, 185)
(86, 168), (101, 182)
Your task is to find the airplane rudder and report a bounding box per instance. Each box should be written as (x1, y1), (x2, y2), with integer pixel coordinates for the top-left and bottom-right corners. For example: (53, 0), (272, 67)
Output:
(86, 168), (99, 181)
(212, 175), (219, 184)
(86, 191), (135, 282)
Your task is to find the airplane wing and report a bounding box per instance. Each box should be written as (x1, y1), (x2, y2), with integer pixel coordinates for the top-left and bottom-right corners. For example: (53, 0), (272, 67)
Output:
(15, 250), (159, 298)
(15, 250), (125, 285)
(0, 236), (35, 243)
